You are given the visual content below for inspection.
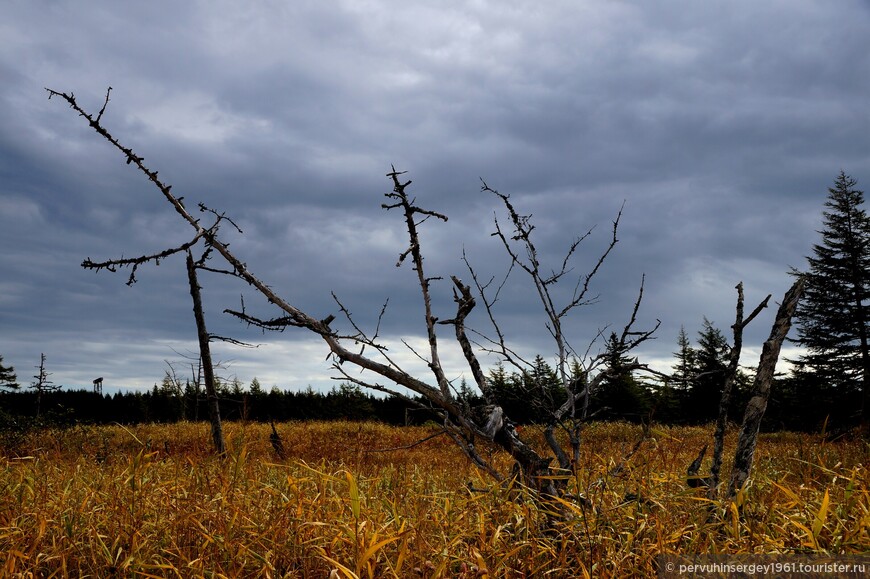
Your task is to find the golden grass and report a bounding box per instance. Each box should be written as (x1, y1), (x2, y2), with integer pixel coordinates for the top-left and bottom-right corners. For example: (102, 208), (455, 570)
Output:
(0, 421), (867, 577)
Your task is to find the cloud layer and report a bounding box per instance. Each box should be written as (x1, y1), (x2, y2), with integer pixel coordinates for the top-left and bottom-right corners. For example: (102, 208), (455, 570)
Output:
(2, 0), (869, 391)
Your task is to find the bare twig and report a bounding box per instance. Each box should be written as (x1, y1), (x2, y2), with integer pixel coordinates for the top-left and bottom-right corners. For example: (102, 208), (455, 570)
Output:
(364, 428), (448, 453)
(82, 231), (206, 285)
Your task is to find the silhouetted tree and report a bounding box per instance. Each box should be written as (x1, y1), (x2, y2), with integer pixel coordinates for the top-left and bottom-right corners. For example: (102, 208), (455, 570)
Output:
(592, 332), (650, 421)
(249, 377), (263, 396)
(672, 327), (695, 393)
(685, 319), (731, 423)
(791, 171), (870, 434)
(0, 355), (18, 390)
(29, 353), (60, 419)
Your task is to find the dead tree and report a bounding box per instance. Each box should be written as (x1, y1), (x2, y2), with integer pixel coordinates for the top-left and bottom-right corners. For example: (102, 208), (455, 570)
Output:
(48, 88), (660, 502)
(685, 278), (804, 501)
(55, 86), (233, 455)
(186, 250), (226, 456)
(78, 226), (228, 455)
(472, 181), (661, 479)
(30, 353), (60, 419)
(82, 242), (229, 455)
(707, 283), (770, 498)
(728, 277), (804, 497)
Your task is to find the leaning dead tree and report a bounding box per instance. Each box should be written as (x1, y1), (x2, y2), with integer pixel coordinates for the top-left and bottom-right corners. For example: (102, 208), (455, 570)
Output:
(705, 283), (770, 497)
(62, 87), (234, 455)
(235, 170), (660, 496)
(49, 88), (661, 500)
(687, 278), (804, 500)
(186, 250), (226, 456)
(81, 237), (228, 455)
(82, 239), (233, 455)
(728, 277), (804, 497)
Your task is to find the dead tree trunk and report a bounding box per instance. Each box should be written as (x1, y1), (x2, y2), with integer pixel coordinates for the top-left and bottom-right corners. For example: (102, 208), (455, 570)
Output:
(31, 353), (56, 419)
(728, 277), (804, 497)
(186, 251), (226, 457)
(707, 283), (770, 498)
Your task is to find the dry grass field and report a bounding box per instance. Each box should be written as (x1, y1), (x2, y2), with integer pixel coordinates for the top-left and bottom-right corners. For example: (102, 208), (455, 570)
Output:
(0, 420), (867, 577)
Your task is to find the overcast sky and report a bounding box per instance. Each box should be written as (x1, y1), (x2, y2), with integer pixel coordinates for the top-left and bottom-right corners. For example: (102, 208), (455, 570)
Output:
(2, 0), (869, 394)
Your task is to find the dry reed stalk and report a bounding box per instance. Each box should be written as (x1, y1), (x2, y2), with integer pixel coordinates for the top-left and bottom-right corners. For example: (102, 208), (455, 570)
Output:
(0, 421), (866, 577)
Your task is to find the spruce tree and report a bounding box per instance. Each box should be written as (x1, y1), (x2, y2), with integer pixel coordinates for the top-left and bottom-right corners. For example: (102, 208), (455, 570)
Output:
(0, 355), (18, 390)
(520, 356), (565, 423)
(672, 326), (697, 392)
(593, 332), (650, 421)
(791, 171), (870, 432)
(687, 319), (731, 423)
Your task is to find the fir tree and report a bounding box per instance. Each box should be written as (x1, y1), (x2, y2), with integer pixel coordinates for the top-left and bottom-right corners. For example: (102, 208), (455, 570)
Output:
(791, 171), (870, 432)
(592, 332), (650, 421)
(686, 319), (731, 423)
(672, 326), (697, 392)
(521, 356), (566, 422)
(0, 355), (18, 390)
(249, 377), (263, 396)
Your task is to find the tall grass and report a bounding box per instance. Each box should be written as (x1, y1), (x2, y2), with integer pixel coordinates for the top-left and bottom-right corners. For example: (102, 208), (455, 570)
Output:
(1, 421), (867, 577)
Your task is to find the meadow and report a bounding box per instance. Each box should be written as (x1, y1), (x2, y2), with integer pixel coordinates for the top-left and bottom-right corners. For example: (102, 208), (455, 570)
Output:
(0, 420), (867, 577)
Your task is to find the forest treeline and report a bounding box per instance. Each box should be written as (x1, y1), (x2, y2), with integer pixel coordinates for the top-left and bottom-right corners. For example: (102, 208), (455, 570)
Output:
(0, 351), (857, 433)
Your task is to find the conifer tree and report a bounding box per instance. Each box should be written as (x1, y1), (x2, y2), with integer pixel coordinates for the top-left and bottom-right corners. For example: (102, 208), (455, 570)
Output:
(672, 326), (696, 392)
(688, 319), (731, 422)
(593, 332), (650, 421)
(0, 355), (18, 390)
(791, 171), (870, 432)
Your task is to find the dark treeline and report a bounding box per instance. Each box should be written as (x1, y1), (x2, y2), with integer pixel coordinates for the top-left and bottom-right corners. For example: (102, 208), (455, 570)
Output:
(0, 361), (857, 434)
(0, 383), (423, 427)
(473, 354), (859, 434)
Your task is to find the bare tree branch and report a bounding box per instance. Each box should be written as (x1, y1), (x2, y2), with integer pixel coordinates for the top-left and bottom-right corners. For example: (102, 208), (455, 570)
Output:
(82, 231), (206, 285)
(364, 428), (448, 453)
(384, 165), (452, 400)
(95, 86), (112, 124)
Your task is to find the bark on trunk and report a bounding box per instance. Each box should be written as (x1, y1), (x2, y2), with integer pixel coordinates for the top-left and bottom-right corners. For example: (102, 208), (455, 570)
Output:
(186, 251), (226, 457)
(853, 291), (870, 438)
(729, 278), (804, 497)
(709, 284), (770, 498)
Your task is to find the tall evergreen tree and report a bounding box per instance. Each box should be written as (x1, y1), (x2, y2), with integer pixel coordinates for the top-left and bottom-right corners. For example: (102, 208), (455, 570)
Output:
(648, 327), (697, 423)
(672, 326), (696, 392)
(791, 172), (870, 432)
